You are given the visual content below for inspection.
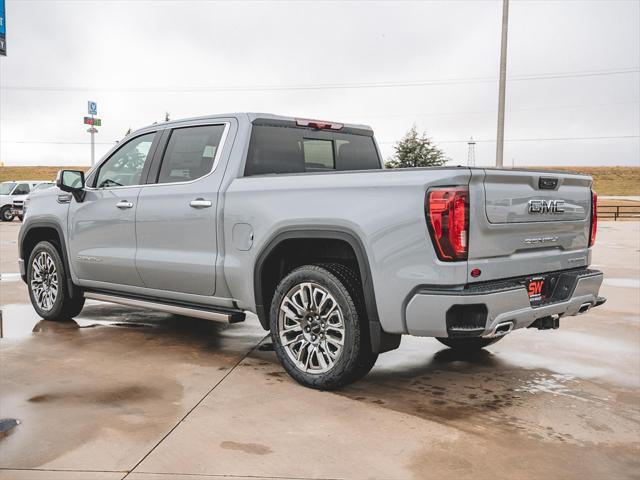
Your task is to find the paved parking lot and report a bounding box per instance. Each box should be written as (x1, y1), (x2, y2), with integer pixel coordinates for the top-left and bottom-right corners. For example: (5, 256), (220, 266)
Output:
(1, 221), (639, 480)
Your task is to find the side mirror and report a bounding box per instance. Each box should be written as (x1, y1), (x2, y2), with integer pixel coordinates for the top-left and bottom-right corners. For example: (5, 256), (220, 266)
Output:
(56, 170), (86, 201)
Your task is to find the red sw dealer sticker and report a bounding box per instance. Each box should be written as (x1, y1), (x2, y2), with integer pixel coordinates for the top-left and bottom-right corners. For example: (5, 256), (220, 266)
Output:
(527, 276), (546, 305)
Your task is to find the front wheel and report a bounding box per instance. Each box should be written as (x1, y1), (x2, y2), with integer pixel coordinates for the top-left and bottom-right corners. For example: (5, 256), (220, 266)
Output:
(270, 264), (377, 390)
(1, 206), (14, 222)
(436, 336), (503, 351)
(27, 241), (85, 321)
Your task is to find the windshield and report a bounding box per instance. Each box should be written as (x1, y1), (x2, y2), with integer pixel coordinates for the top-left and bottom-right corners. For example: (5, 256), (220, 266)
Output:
(34, 183), (55, 191)
(0, 183), (17, 195)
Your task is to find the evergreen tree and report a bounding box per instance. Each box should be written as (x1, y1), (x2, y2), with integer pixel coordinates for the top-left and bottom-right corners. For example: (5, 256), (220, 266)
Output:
(385, 125), (448, 168)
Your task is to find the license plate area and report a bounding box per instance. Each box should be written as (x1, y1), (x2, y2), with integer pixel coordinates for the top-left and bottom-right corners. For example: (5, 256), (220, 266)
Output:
(526, 275), (559, 306)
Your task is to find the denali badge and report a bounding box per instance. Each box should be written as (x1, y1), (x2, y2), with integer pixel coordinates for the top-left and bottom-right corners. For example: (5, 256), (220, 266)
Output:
(524, 236), (559, 245)
(77, 255), (102, 263)
(528, 199), (565, 214)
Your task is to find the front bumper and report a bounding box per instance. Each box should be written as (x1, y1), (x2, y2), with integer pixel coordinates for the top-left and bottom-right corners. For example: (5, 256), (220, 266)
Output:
(405, 268), (604, 338)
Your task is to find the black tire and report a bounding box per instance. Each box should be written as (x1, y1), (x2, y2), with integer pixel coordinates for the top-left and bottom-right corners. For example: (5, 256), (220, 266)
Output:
(270, 263), (378, 390)
(436, 336), (503, 351)
(1, 206), (14, 222)
(27, 241), (85, 321)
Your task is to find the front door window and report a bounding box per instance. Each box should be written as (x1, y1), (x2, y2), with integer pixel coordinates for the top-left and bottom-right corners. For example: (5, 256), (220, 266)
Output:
(95, 133), (156, 188)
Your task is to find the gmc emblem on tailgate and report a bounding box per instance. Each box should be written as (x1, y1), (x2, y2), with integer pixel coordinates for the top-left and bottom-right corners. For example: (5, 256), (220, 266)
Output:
(527, 199), (565, 214)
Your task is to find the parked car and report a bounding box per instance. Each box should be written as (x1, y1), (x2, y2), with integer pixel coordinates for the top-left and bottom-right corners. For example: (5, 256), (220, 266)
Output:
(1, 181), (46, 222)
(18, 113), (605, 389)
(11, 182), (56, 221)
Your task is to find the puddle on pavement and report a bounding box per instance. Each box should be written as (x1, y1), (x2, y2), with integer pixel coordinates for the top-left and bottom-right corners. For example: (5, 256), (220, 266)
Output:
(0, 302), (239, 339)
(331, 334), (640, 445)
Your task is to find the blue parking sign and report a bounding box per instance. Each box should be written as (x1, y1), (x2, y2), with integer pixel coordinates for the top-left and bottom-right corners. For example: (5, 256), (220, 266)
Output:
(88, 101), (97, 115)
(0, 0), (6, 56)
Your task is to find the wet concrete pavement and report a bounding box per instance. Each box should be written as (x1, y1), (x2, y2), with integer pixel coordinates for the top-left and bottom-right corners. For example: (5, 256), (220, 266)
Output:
(1, 221), (639, 479)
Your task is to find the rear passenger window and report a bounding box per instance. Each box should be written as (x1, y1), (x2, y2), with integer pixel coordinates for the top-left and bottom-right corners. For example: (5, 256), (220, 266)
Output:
(244, 126), (304, 176)
(245, 125), (381, 176)
(157, 125), (226, 183)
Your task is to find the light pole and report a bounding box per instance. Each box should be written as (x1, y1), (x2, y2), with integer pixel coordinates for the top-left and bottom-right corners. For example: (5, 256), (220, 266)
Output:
(90, 127), (95, 166)
(496, 0), (509, 168)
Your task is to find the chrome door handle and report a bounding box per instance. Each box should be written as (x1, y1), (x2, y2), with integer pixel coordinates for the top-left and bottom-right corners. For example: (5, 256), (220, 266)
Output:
(190, 198), (212, 208)
(116, 200), (134, 209)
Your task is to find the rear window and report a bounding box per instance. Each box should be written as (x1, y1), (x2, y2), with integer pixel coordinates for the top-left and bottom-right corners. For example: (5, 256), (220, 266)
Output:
(245, 125), (380, 176)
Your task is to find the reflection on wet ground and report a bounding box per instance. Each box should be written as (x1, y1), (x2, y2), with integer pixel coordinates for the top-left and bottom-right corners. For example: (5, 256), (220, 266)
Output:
(1, 302), (239, 339)
(209, 334), (640, 480)
(1, 221), (639, 479)
(0, 302), (267, 472)
(1, 301), (639, 478)
(342, 336), (639, 441)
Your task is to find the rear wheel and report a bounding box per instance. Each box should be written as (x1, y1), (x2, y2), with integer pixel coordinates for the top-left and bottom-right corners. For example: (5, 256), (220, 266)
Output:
(27, 241), (85, 321)
(270, 263), (377, 390)
(436, 336), (503, 351)
(1, 206), (14, 222)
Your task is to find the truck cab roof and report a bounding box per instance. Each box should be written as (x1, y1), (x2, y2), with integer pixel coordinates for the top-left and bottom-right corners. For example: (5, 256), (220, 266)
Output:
(129, 113), (373, 138)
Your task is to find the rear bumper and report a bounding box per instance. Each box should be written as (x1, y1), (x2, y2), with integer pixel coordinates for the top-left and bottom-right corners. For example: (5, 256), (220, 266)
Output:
(405, 268), (604, 338)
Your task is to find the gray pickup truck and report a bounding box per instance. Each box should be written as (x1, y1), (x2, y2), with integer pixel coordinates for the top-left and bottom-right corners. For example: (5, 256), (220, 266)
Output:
(18, 113), (605, 389)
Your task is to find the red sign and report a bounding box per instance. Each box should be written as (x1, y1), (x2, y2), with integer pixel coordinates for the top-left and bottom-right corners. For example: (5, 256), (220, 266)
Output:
(84, 117), (102, 126)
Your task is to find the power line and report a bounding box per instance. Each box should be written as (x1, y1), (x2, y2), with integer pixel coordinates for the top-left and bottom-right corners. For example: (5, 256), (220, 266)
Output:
(351, 100), (640, 120)
(378, 135), (640, 145)
(1, 68), (637, 93)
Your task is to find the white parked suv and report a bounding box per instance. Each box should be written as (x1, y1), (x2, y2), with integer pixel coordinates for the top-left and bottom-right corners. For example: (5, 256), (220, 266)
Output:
(0, 181), (46, 222)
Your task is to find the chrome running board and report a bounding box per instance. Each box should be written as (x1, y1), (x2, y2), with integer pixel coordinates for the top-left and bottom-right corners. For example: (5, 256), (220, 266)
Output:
(84, 292), (245, 323)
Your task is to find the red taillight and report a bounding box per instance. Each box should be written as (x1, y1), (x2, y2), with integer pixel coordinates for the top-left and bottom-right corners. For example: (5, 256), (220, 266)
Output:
(295, 118), (343, 130)
(589, 190), (597, 247)
(426, 187), (469, 261)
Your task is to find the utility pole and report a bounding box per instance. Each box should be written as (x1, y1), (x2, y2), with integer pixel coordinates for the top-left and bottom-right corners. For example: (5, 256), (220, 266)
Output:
(495, 0), (509, 167)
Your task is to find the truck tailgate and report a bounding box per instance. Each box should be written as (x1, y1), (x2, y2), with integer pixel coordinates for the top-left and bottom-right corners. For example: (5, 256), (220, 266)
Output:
(484, 170), (591, 223)
(467, 169), (593, 283)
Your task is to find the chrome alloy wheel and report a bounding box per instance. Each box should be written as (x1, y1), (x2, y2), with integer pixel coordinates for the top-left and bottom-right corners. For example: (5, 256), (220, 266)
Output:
(278, 282), (345, 374)
(30, 251), (59, 311)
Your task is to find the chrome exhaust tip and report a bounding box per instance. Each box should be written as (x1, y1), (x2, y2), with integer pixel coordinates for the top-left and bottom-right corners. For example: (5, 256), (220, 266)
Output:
(577, 302), (592, 315)
(484, 321), (514, 338)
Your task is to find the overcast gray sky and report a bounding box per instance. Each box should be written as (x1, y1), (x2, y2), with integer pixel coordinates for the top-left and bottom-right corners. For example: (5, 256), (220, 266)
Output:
(0, 0), (638, 167)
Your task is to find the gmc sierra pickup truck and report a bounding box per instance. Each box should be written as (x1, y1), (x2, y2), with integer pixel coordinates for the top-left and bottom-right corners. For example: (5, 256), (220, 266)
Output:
(18, 113), (605, 389)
